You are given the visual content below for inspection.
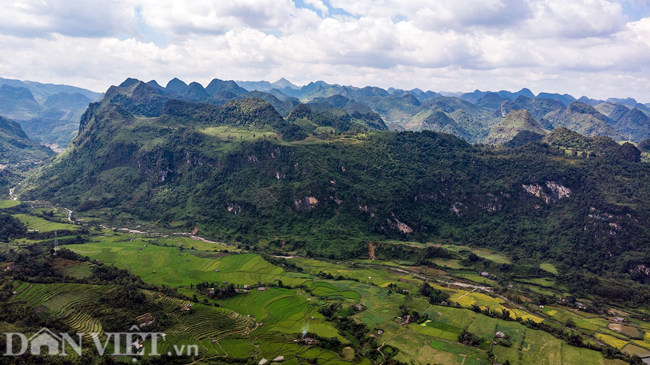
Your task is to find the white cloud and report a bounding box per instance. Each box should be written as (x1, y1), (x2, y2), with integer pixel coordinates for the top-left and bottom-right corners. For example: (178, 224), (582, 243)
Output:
(0, 0), (650, 102)
(0, 0), (138, 38)
(525, 0), (627, 38)
(303, 0), (329, 15)
(136, 0), (300, 36)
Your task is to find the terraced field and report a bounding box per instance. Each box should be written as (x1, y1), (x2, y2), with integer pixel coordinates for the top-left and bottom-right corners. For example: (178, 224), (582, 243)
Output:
(11, 283), (105, 335)
(64, 238), (311, 287)
(51, 232), (646, 363)
(161, 304), (255, 357)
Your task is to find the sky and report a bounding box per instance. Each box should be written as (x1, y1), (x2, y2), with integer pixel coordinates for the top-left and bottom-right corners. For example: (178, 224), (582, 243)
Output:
(0, 0), (649, 102)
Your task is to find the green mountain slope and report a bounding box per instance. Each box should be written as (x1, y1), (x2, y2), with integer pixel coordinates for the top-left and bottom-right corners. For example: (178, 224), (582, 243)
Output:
(495, 96), (565, 129)
(548, 101), (624, 140)
(543, 127), (620, 154)
(18, 83), (650, 306)
(0, 79), (99, 149)
(485, 110), (547, 145)
(0, 115), (55, 195)
(0, 84), (45, 120)
(405, 97), (498, 138)
(0, 115), (54, 164)
(419, 110), (487, 142)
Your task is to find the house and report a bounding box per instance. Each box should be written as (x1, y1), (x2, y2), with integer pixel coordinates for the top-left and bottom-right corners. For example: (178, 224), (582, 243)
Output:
(401, 315), (412, 325)
(354, 304), (363, 311)
(304, 337), (314, 345)
(258, 287), (267, 291)
(243, 285), (251, 289)
(496, 332), (506, 339)
(575, 302), (587, 310)
(614, 317), (627, 323)
(480, 272), (490, 277)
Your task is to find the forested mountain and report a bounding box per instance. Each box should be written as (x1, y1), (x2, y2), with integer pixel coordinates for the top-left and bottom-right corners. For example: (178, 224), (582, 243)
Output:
(17, 78), (650, 306)
(549, 102), (624, 141)
(3, 75), (649, 151)
(0, 116), (55, 164)
(484, 110), (547, 145)
(0, 115), (55, 194)
(0, 77), (100, 150)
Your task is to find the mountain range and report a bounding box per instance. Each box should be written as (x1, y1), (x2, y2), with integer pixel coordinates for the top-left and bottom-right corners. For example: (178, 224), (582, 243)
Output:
(0, 77), (100, 150)
(2, 75), (650, 152)
(12, 78), (650, 297)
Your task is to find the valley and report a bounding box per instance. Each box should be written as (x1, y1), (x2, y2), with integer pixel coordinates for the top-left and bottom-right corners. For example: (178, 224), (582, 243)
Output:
(0, 200), (649, 364)
(0, 77), (649, 364)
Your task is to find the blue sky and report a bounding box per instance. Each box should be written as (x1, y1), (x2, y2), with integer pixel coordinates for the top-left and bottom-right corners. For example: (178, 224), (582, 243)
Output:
(0, 0), (649, 102)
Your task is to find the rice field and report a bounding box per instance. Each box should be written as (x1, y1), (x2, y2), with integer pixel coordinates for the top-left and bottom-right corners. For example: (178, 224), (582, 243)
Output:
(0, 199), (20, 209)
(13, 213), (79, 232)
(45, 231), (639, 364)
(64, 238), (310, 287)
(597, 333), (629, 349)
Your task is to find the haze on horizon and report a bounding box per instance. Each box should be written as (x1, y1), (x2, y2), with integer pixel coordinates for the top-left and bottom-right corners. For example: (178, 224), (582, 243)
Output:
(0, 0), (649, 102)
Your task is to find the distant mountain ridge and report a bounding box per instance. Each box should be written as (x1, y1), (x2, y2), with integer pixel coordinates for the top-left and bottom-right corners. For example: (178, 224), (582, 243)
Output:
(0, 115), (54, 164)
(225, 78), (649, 145)
(0, 77), (101, 150)
(3, 75), (650, 149)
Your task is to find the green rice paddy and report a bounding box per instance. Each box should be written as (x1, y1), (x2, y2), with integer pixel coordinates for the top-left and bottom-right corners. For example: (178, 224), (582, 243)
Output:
(13, 213), (79, 232)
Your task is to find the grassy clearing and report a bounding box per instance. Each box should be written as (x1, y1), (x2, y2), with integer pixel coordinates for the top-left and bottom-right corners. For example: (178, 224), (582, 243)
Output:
(441, 244), (511, 264)
(431, 258), (466, 269)
(518, 278), (557, 288)
(0, 200), (20, 209)
(201, 126), (280, 142)
(13, 214), (78, 232)
(51, 258), (95, 279)
(540, 263), (559, 275)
